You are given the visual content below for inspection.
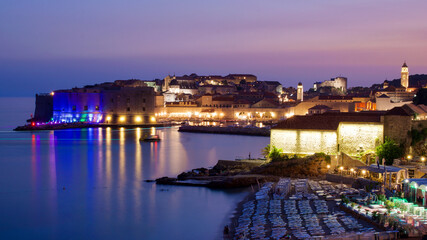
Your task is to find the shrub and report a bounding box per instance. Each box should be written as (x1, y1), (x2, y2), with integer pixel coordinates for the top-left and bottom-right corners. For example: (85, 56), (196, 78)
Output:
(376, 137), (403, 165)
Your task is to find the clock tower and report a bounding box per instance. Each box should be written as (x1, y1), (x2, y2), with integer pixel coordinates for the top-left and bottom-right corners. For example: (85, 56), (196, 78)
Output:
(401, 61), (409, 89)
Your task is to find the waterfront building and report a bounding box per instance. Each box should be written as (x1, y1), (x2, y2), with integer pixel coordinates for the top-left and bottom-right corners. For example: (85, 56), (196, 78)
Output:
(34, 93), (53, 122)
(270, 107), (420, 156)
(288, 96), (359, 116)
(50, 81), (157, 124)
(271, 112), (385, 156)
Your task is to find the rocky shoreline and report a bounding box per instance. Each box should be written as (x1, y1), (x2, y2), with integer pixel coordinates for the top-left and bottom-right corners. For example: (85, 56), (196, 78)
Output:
(155, 155), (330, 189)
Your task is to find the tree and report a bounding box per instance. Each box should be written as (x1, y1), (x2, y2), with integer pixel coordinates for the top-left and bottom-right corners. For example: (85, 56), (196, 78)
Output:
(375, 137), (403, 165)
(261, 144), (284, 162)
(268, 146), (283, 162)
(413, 88), (427, 105)
(261, 144), (271, 159)
(413, 141), (427, 156)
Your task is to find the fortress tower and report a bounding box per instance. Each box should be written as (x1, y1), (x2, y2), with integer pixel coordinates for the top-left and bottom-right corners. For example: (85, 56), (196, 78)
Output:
(401, 62), (409, 89)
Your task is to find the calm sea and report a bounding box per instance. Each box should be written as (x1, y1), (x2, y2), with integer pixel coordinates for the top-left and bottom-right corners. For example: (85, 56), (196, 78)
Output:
(0, 97), (269, 240)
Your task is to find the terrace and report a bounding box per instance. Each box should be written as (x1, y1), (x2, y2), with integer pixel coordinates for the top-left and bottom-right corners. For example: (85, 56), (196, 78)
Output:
(231, 179), (396, 239)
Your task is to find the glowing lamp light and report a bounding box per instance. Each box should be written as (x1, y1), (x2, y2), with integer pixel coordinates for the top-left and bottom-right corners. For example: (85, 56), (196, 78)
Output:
(220, 112), (224, 117)
(350, 168), (354, 172)
(422, 157), (426, 162)
(327, 165), (331, 169)
(407, 155), (412, 160)
(362, 170), (366, 175)
(404, 179), (409, 183)
(150, 117), (156, 122)
(106, 116), (112, 121)
(135, 116), (142, 122)
(50, 91), (54, 96)
(339, 166), (344, 171)
(119, 116), (126, 122)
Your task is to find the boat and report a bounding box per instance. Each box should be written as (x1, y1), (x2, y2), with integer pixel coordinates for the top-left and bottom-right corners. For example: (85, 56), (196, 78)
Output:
(140, 135), (161, 142)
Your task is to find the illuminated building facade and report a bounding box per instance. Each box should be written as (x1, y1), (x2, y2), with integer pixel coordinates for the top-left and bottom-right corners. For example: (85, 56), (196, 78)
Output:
(270, 111), (412, 156)
(51, 84), (156, 124)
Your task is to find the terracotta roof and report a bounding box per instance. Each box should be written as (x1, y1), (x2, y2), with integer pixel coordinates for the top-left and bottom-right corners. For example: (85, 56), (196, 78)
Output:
(253, 98), (280, 106)
(318, 96), (353, 100)
(382, 86), (396, 91)
(263, 81), (281, 85)
(212, 96), (234, 101)
(417, 105), (427, 112)
(308, 105), (332, 110)
(272, 112), (384, 130)
(377, 94), (390, 98)
(234, 99), (251, 104)
(384, 106), (412, 116)
(405, 104), (427, 115)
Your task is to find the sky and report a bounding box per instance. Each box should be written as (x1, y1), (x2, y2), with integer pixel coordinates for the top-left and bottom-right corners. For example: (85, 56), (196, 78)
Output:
(1, 0), (426, 96)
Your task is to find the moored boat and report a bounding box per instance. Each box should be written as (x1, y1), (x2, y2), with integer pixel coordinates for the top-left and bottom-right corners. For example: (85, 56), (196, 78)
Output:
(140, 135), (161, 142)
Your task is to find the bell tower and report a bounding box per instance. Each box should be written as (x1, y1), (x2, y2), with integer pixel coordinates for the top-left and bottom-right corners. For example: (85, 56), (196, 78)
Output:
(297, 82), (303, 101)
(401, 62), (409, 89)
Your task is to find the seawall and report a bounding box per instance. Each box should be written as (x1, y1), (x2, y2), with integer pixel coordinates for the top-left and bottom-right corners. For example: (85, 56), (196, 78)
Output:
(178, 125), (270, 136)
(14, 122), (179, 131)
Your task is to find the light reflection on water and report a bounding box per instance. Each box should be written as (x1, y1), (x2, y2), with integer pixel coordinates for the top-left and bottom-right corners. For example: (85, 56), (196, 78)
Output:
(0, 126), (269, 239)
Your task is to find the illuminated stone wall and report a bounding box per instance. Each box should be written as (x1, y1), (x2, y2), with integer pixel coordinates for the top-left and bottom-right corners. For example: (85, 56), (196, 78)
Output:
(383, 115), (412, 147)
(271, 122), (385, 156)
(270, 129), (337, 155)
(338, 122), (383, 155)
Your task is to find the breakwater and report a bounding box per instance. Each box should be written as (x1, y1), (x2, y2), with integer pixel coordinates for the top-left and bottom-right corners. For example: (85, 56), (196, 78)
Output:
(178, 125), (270, 136)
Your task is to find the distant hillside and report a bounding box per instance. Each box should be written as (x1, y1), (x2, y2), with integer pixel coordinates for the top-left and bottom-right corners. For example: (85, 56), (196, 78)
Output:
(381, 74), (427, 88)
